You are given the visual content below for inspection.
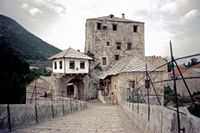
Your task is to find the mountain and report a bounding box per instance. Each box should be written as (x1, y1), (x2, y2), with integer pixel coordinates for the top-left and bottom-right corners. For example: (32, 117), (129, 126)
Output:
(0, 14), (61, 67)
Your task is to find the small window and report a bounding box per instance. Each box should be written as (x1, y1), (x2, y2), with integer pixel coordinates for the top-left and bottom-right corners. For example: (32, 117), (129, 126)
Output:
(102, 57), (106, 65)
(102, 25), (107, 30)
(107, 42), (110, 46)
(54, 62), (57, 69)
(129, 81), (135, 89)
(69, 61), (75, 69)
(115, 55), (119, 60)
(80, 61), (85, 69)
(59, 61), (62, 69)
(145, 80), (150, 88)
(97, 23), (101, 30)
(133, 25), (138, 32)
(127, 43), (132, 50)
(116, 42), (121, 50)
(112, 24), (117, 31)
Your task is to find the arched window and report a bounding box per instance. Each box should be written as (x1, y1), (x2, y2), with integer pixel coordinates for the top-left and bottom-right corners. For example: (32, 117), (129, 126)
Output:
(102, 57), (107, 65)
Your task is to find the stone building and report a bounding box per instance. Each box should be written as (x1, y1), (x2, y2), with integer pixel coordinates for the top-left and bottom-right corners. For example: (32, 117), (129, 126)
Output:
(169, 64), (200, 96)
(84, 14), (167, 105)
(98, 55), (167, 105)
(26, 48), (97, 103)
(85, 14), (144, 70)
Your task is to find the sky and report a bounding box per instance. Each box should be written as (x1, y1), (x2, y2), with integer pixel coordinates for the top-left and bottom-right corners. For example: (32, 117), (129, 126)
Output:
(0, 0), (200, 58)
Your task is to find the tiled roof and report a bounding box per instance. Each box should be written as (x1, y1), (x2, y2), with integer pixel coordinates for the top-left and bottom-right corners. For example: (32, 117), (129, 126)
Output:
(99, 55), (161, 79)
(49, 48), (92, 60)
(191, 63), (200, 68)
(87, 15), (144, 23)
(171, 65), (188, 76)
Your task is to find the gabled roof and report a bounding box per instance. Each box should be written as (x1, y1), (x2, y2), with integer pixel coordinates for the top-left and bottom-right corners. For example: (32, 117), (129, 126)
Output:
(49, 48), (92, 60)
(99, 55), (161, 79)
(87, 14), (144, 24)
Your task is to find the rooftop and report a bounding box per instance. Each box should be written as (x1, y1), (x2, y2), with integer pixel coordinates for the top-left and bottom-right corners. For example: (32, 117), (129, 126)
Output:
(87, 14), (144, 24)
(49, 48), (92, 60)
(99, 55), (161, 79)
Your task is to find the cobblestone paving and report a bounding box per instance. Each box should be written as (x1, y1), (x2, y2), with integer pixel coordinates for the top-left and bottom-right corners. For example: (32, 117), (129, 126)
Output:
(14, 103), (143, 133)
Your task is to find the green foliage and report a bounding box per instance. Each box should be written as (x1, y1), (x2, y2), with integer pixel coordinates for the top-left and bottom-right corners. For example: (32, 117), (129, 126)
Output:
(188, 104), (200, 118)
(164, 86), (175, 106)
(94, 63), (102, 71)
(24, 68), (51, 84)
(0, 43), (29, 104)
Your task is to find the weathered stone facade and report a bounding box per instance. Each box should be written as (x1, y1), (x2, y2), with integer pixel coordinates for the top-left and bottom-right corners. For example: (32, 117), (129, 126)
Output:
(85, 14), (144, 69)
(109, 71), (167, 105)
(168, 68), (200, 96)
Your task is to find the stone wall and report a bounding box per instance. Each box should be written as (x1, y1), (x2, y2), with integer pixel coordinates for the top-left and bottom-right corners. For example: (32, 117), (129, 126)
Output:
(110, 72), (167, 105)
(85, 16), (144, 70)
(168, 68), (200, 96)
(122, 102), (200, 133)
(0, 100), (87, 132)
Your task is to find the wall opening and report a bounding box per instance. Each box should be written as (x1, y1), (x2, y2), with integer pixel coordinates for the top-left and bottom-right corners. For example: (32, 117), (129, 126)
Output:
(102, 57), (107, 65)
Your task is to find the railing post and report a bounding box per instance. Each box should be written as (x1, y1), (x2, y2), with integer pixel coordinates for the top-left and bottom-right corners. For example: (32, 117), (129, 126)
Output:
(145, 64), (150, 121)
(34, 83), (38, 123)
(7, 104), (12, 132)
(170, 41), (181, 133)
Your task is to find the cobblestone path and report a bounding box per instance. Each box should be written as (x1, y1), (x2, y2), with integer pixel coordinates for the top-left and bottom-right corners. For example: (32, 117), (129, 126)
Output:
(14, 103), (142, 133)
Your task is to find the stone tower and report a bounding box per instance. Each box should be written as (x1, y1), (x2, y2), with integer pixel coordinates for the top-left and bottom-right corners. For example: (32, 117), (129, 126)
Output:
(85, 14), (145, 70)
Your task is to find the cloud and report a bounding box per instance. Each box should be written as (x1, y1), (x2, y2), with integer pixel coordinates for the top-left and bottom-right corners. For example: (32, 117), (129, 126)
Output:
(31, 0), (67, 16)
(21, 3), (29, 9)
(180, 9), (200, 25)
(21, 2), (42, 16)
(29, 7), (42, 16)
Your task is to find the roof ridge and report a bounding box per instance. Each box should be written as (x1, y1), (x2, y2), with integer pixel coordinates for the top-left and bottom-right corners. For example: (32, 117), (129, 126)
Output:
(63, 48), (70, 58)
(119, 56), (133, 72)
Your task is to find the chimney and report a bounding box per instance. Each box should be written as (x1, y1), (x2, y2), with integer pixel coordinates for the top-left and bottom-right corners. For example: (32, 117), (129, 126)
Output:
(122, 13), (125, 19)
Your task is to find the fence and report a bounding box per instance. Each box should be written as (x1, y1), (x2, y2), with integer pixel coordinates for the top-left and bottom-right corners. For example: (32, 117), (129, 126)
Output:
(124, 41), (200, 133)
(0, 84), (87, 132)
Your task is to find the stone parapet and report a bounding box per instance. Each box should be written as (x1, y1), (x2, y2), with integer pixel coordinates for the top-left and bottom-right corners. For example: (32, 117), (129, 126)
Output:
(0, 100), (87, 132)
(122, 102), (200, 133)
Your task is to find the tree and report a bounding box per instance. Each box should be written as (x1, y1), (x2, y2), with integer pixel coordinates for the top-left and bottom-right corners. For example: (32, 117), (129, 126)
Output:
(191, 58), (198, 66)
(0, 43), (29, 104)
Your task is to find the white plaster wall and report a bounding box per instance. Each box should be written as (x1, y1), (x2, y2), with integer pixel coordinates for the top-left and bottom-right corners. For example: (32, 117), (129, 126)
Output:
(52, 58), (89, 74)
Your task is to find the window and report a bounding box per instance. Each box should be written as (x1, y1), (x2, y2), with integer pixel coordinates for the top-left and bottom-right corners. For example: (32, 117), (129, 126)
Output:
(116, 42), (121, 50)
(69, 61), (75, 69)
(115, 55), (119, 60)
(127, 43), (132, 50)
(145, 80), (150, 88)
(102, 57), (106, 65)
(59, 61), (62, 69)
(54, 62), (57, 69)
(107, 41), (110, 46)
(112, 24), (117, 31)
(129, 81), (135, 89)
(80, 61), (85, 69)
(133, 25), (138, 32)
(102, 25), (107, 30)
(97, 23), (101, 30)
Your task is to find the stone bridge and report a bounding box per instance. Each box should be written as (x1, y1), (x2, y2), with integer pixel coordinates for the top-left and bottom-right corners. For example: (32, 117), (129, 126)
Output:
(13, 102), (142, 133)
(0, 100), (200, 133)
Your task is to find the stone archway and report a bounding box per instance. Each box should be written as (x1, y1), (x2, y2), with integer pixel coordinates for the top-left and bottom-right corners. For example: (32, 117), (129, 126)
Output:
(66, 77), (84, 100)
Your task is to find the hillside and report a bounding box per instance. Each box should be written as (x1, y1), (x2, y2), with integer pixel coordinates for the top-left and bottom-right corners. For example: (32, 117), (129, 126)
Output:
(0, 14), (61, 67)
